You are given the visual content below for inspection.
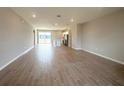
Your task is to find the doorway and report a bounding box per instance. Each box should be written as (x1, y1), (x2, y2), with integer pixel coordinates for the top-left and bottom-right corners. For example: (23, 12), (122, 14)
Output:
(62, 31), (69, 47)
(38, 31), (51, 45)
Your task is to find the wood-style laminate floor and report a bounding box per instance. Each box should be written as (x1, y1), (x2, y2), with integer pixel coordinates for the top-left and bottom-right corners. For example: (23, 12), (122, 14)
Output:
(0, 44), (124, 86)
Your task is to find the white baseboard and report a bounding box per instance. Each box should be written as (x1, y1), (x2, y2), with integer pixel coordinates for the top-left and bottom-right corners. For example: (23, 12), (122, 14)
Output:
(0, 46), (34, 71)
(81, 48), (124, 65)
(72, 47), (82, 50)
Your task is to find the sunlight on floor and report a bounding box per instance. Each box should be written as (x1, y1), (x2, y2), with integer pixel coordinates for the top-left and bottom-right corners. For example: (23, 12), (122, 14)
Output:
(36, 44), (53, 63)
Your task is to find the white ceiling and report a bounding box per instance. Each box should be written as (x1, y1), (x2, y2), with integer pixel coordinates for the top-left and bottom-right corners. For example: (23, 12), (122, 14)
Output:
(11, 7), (122, 30)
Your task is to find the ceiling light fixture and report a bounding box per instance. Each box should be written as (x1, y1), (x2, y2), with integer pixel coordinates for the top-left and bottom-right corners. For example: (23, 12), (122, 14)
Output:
(55, 23), (58, 26)
(70, 18), (74, 22)
(32, 14), (36, 18)
(57, 14), (61, 18)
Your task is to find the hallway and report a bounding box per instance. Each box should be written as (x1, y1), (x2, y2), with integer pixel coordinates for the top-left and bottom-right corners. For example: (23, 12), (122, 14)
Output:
(0, 45), (124, 86)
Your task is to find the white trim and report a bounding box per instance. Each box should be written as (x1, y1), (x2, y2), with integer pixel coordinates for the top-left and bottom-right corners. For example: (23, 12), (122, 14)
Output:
(0, 46), (34, 71)
(72, 47), (82, 50)
(75, 48), (82, 50)
(81, 48), (124, 65)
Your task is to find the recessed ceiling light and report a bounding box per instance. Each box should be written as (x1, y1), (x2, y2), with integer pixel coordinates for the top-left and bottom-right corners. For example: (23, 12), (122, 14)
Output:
(70, 18), (74, 22)
(55, 23), (58, 26)
(32, 14), (36, 18)
(57, 14), (61, 18)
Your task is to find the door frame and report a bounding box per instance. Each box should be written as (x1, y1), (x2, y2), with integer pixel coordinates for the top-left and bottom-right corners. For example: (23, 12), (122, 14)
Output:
(37, 30), (52, 44)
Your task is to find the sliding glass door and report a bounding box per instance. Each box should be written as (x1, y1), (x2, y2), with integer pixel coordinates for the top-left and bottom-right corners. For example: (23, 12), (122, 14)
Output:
(38, 32), (51, 44)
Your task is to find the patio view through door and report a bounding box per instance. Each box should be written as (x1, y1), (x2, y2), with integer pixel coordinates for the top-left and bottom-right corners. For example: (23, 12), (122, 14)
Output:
(38, 32), (51, 44)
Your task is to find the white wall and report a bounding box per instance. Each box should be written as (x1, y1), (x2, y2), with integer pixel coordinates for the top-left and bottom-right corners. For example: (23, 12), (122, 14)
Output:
(77, 24), (83, 49)
(78, 9), (124, 63)
(70, 23), (78, 49)
(34, 29), (38, 45)
(0, 8), (34, 69)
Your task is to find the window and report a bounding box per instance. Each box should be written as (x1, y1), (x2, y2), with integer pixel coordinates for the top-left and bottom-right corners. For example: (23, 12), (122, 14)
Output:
(38, 32), (51, 44)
